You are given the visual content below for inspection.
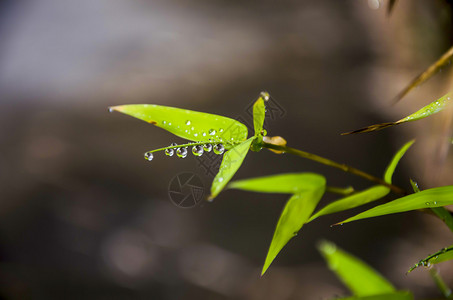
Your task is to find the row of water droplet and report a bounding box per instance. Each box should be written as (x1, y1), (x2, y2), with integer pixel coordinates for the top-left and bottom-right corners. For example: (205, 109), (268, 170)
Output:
(144, 142), (225, 161)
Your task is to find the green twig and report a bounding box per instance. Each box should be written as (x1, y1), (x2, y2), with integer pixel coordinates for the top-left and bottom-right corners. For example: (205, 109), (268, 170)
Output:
(262, 142), (407, 196)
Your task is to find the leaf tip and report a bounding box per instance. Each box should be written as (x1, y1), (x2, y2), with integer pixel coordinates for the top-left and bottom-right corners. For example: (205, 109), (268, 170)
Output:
(108, 105), (125, 113)
(317, 240), (337, 256)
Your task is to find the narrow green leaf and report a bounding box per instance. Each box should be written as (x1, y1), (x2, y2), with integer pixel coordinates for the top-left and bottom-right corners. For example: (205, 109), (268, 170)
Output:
(318, 240), (395, 296)
(399, 94), (451, 123)
(393, 46), (453, 103)
(262, 177), (326, 275)
(411, 179), (453, 233)
(384, 140), (415, 183)
(338, 186), (453, 224)
(408, 245), (453, 272)
(253, 92), (268, 136)
(228, 173), (327, 194)
(337, 291), (413, 300)
(342, 94), (451, 135)
(308, 140), (414, 222)
(308, 186), (389, 222)
(110, 104), (248, 149)
(209, 137), (254, 200)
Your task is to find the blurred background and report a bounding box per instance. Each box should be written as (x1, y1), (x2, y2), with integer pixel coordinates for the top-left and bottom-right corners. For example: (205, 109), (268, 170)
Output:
(0, 0), (452, 299)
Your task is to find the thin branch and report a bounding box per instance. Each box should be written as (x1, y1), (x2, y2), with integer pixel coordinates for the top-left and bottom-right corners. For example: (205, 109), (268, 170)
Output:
(262, 142), (407, 196)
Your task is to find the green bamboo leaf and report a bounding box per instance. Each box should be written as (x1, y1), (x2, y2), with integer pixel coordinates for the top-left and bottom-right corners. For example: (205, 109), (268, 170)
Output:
(338, 185), (453, 224)
(110, 104), (248, 149)
(393, 46), (453, 103)
(384, 140), (415, 183)
(262, 176), (326, 275)
(253, 92), (268, 136)
(308, 140), (414, 221)
(228, 173), (327, 194)
(337, 291), (413, 300)
(410, 179), (453, 233)
(308, 186), (389, 222)
(318, 240), (395, 296)
(342, 94), (451, 135)
(209, 137), (254, 200)
(408, 245), (453, 273)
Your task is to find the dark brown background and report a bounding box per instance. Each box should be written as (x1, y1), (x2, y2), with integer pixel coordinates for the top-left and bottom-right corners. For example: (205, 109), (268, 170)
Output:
(0, 0), (452, 299)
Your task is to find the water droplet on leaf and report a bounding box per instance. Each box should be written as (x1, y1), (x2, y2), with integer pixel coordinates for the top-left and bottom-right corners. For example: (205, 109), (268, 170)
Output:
(185, 120), (191, 125)
(203, 143), (212, 152)
(176, 147), (188, 158)
(165, 148), (174, 156)
(108, 107), (113, 113)
(144, 152), (153, 161)
(209, 129), (216, 135)
(192, 145), (204, 156)
(213, 144), (224, 155)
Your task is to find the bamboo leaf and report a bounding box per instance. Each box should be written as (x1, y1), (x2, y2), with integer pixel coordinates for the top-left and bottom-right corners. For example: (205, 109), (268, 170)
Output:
(209, 137), (254, 200)
(411, 179), (453, 233)
(342, 94), (451, 135)
(338, 186), (453, 224)
(110, 104), (248, 149)
(384, 140), (415, 183)
(228, 173), (327, 194)
(394, 46), (453, 103)
(253, 92), (268, 136)
(262, 177), (326, 275)
(308, 186), (389, 222)
(308, 140), (414, 221)
(408, 245), (453, 273)
(318, 240), (395, 297)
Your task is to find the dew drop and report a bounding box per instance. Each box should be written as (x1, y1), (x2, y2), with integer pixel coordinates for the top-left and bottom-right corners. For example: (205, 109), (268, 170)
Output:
(202, 132), (207, 137)
(260, 91), (270, 101)
(218, 177), (224, 182)
(433, 201), (437, 205)
(203, 143), (212, 152)
(185, 120), (191, 125)
(144, 152), (153, 161)
(425, 202), (431, 206)
(192, 145), (204, 156)
(194, 133), (198, 137)
(219, 128), (224, 133)
(163, 120), (167, 125)
(176, 147), (188, 158)
(209, 129), (216, 135)
(165, 148), (174, 156)
(108, 107), (113, 113)
(213, 144), (225, 155)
